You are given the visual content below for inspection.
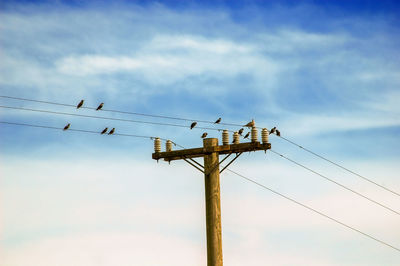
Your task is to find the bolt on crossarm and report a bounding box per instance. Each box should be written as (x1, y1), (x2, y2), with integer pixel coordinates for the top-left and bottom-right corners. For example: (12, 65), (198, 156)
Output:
(152, 126), (271, 266)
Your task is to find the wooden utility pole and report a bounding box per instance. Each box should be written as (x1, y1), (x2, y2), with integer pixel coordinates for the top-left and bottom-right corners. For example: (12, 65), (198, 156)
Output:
(152, 129), (271, 266)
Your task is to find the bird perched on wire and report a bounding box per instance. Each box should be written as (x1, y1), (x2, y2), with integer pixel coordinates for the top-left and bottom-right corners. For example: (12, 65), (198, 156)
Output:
(190, 122), (197, 129)
(270, 127), (276, 134)
(214, 118), (221, 124)
(243, 132), (250, 139)
(276, 129), (281, 136)
(238, 128), (244, 135)
(201, 132), (208, 138)
(108, 128), (115, 135)
(96, 102), (104, 111)
(101, 127), (108, 134)
(244, 119), (255, 128)
(63, 123), (70, 130)
(76, 100), (84, 109)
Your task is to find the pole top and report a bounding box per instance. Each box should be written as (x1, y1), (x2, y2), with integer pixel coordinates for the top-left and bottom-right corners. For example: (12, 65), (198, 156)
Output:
(203, 137), (218, 147)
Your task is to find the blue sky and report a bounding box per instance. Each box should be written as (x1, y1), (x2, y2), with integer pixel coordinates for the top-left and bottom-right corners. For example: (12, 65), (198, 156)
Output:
(1, 1), (400, 265)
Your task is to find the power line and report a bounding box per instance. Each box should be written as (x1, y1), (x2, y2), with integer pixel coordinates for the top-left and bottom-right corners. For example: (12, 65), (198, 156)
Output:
(2, 95), (398, 197)
(2, 118), (398, 253)
(0, 95), (246, 128)
(0, 105), (234, 133)
(271, 133), (400, 197)
(0, 121), (183, 147)
(269, 149), (400, 216)
(226, 168), (400, 253)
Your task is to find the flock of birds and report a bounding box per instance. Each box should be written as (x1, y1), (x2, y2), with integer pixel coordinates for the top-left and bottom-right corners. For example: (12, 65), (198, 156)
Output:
(194, 118), (280, 141)
(62, 100), (114, 135)
(63, 100), (281, 140)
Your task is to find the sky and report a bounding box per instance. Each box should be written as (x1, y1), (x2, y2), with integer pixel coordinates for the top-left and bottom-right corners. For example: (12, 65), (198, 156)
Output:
(1, 0), (400, 265)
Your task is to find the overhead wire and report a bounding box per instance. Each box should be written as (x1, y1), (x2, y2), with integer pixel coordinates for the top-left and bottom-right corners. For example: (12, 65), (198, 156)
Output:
(269, 149), (400, 216)
(0, 121), (184, 148)
(226, 168), (400, 253)
(1, 95), (398, 196)
(271, 133), (400, 197)
(0, 105), (234, 133)
(0, 95), (246, 128)
(1, 118), (399, 253)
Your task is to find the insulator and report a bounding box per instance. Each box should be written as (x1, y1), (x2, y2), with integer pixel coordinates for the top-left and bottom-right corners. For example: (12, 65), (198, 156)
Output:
(261, 128), (269, 144)
(233, 131), (240, 144)
(222, 130), (229, 145)
(251, 126), (258, 143)
(166, 140), (173, 152)
(154, 137), (161, 153)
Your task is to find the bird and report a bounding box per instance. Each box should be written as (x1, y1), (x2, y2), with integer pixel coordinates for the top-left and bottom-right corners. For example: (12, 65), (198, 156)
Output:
(108, 128), (115, 135)
(238, 128), (244, 135)
(76, 99), (84, 109)
(214, 118), (221, 124)
(190, 122), (197, 129)
(270, 127), (276, 134)
(101, 127), (108, 134)
(201, 132), (208, 138)
(96, 102), (104, 111)
(244, 119), (255, 128)
(63, 123), (70, 130)
(276, 129), (281, 136)
(244, 132), (250, 139)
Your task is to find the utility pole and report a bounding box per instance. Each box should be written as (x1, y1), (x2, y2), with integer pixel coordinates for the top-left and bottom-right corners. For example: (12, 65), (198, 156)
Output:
(152, 127), (271, 266)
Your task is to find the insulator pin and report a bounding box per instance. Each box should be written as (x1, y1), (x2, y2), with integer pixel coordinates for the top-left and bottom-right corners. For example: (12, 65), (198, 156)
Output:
(166, 140), (173, 152)
(251, 126), (258, 143)
(233, 131), (240, 144)
(261, 128), (269, 144)
(222, 130), (229, 145)
(154, 137), (161, 153)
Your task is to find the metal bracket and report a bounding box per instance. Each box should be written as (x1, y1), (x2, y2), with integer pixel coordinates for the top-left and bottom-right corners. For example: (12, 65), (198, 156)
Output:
(220, 152), (243, 174)
(206, 153), (232, 176)
(183, 156), (204, 173)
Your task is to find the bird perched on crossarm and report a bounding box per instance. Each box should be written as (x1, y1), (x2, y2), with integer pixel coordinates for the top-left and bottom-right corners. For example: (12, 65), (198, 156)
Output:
(201, 132), (208, 138)
(108, 128), (115, 135)
(270, 127), (276, 134)
(243, 132), (250, 139)
(63, 123), (70, 130)
(244, 119), (255, 128)
(96, 102), (104, 111)
(214, 118), (221, 124)
(101, 127), (108, 134)
(190, 122), (197, 129)
(76, 100), (84, 109)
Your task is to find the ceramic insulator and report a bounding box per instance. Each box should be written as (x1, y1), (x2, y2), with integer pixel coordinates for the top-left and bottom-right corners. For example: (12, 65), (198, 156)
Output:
(154, 137), (161, 153)
(166, 140), (173, 152)
(251, 126), (258, 143)
(233, 131), (240, 144)
(261, 128), (269, 144)
(222, 130), (229, 145)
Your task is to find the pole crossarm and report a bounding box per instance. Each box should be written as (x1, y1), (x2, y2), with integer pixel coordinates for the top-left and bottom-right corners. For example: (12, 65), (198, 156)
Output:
(152, 142), (271, 161)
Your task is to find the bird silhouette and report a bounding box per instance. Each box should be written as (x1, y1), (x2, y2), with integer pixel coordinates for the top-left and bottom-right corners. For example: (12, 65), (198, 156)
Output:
(276, 129), (280, 136)
(201, 132), (208, 138)
(108, 128), (115, 135)
(101, 127), (108, 134)
(270, 127), (276, 134)
(96, 102), (104, 111)
(214, 118), (221, 124)
(63, 123), (70, 130)
(76, 100), (84, 109)
(190, 122), (197, 129)
(238, 128), (244, 135)
(244, 132), (250, 139)
(244, 119), (255, 128)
